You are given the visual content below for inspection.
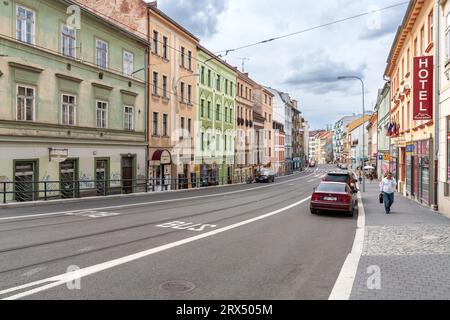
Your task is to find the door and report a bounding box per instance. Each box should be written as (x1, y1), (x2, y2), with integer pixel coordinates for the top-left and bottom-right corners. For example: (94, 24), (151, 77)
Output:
(96, 160), (107, 196)
(122, 157), (133, 194)
(60, 160), (77, 199)
(14, 162), (35, 202)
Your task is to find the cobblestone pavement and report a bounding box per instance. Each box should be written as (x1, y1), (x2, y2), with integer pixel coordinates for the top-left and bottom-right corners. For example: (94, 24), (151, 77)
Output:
(350, 183), (450, 300)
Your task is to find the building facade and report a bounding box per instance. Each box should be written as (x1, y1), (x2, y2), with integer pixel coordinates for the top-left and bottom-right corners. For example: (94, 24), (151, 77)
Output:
(333, 115), (361, 163)
(196, 46), (237, 186)
(367, 112), (378, 170)
(376, 82), (392, 178)
(253, 85), (274, 172)
(0, 0), (148, 202)
(346, 116), (370, 171)
(147, 3), (199, 190)
(385, 0), (436, 207)
(273, 121), (286, 175)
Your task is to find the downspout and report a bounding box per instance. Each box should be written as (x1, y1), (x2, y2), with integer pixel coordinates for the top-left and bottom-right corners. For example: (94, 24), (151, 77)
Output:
(433, 0), (440, 211)
(144, 47), (149, 183)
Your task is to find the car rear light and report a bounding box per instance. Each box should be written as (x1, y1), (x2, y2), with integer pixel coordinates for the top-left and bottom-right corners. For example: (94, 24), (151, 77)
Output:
(312, 193), (320, 201)
(341, 195), (351, 203)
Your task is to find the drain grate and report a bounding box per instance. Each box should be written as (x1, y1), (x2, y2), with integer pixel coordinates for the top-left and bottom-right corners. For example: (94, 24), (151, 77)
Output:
(160, 280), (195, 293)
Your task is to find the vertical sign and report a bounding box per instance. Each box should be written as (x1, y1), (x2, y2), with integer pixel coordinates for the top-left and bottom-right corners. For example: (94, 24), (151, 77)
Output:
(413, 56), (433, 121)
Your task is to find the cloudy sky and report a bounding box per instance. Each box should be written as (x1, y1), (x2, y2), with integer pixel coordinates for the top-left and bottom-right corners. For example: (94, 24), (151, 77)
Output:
(155, 0), (406, 130)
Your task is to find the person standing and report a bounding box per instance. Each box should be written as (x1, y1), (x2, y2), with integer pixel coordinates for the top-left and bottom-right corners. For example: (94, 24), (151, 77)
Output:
(380, 172), (397, 214)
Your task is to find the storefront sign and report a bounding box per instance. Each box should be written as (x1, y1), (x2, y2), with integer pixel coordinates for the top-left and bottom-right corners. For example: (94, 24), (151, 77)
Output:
(413, 56), (433, 121)
(49, 148), (68, 162)
(406, 144), (415, 153)
(160, 151), (171, 165)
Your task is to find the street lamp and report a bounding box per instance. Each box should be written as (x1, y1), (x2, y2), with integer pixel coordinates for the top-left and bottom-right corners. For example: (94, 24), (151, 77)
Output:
(337, 75), (366, 192)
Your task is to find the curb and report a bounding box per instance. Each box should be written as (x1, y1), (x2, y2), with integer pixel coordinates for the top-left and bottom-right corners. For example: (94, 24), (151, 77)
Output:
(328, 185), (366, 300)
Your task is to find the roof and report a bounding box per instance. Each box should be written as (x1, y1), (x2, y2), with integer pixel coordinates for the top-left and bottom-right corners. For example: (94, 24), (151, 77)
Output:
(347, 115), (371, 133)
(197, 44), (238, 74)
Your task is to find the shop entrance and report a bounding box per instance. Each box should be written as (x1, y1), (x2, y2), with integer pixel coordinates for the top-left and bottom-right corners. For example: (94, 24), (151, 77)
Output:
(14, 161), (36, 202)
(60, 159), (77, 199)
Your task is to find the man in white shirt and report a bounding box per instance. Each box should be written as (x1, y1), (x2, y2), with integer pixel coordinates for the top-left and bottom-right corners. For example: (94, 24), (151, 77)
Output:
(380, 172), (397, 214)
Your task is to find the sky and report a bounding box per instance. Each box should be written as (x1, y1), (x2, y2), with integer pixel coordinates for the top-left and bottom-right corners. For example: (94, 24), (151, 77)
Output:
(154, 0), (406, 130)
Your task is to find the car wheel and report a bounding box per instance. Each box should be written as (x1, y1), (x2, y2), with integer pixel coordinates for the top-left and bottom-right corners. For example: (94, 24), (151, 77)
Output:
(310, 208), (318, 214)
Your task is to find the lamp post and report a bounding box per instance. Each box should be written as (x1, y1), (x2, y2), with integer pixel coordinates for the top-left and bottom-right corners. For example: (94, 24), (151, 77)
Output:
(337, 75), (366, 192)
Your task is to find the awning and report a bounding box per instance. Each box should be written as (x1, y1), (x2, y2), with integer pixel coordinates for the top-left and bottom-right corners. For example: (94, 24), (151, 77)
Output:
(150, 149), (172, 166)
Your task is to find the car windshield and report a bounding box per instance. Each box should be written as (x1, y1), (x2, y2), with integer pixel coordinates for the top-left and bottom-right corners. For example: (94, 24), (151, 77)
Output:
(324, 174), (349, 183)
(317, 183), (346, 193)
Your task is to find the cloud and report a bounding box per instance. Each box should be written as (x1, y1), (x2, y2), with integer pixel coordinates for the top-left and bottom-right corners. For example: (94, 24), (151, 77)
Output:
(283, 52), (367, 94)
(358, 4), (404, 40)
(157, 0), (227, 38)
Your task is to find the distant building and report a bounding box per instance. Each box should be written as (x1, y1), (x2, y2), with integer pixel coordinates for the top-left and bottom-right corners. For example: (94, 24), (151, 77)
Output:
(333, 115), (361, 163)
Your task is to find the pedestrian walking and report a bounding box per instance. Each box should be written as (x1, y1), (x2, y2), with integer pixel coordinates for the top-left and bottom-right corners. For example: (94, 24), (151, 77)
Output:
(369, 172), (374, 183)
(379, 171), (397, 214)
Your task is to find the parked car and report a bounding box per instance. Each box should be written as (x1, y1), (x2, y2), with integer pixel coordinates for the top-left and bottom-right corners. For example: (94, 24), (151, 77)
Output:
(322, 171), (357, 190)
(256, 169), (275, 183)
(310, 182), (358, 216)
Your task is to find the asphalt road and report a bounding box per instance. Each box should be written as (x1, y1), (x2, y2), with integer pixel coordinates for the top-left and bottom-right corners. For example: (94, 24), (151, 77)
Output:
(0, 165), (357, 300)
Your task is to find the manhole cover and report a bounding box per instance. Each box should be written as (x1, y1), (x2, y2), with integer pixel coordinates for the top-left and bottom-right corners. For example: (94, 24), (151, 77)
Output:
(160, 280), (195, 293)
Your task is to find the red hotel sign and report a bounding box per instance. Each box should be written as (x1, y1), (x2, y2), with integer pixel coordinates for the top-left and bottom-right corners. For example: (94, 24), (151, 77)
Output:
(413, 56), (433, 121)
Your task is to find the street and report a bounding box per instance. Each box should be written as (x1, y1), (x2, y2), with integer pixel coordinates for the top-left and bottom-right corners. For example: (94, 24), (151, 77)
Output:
(0, 165), (357, 300)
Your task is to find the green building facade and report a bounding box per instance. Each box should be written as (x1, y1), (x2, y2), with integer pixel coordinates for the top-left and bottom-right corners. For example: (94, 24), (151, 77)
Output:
(195, 46), (237, 185)
(0, 0), (148, 202)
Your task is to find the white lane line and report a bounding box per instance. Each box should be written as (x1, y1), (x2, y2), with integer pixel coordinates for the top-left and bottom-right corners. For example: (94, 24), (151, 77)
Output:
(307, 179), (317, 183)
(0, 196), (312, 300)
(0, 171), (318, 221)
(328, 188), (366, 300)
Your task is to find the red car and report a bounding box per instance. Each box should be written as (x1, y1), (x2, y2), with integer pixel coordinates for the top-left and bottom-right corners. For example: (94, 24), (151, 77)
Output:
(310, 182), (358, 216)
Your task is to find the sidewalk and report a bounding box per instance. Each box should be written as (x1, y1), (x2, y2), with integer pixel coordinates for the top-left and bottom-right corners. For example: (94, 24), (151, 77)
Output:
(350, 182), (450, 300)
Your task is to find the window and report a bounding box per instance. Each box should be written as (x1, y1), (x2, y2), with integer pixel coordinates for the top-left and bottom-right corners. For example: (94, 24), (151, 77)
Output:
(230, 82), (233, 96)
(216, 104), (221, 121)
(188, 51), (192, 70)
(61, 94), (76, 126)
(446, 13), (450, 61)
(181, 117), (185, 138)
(17, 85), (34, 121)
(207, 70), (211, 87)
(61, 24), (76, 58)
(152, 112), (159, 136)
(216, 75), (221, 91)
(429, 11), (434, 44)
(153, 30), (159, 54)
(180, 82), (185, 102)
(123, 50), (134, 76)
(414, 37), (418, 56)
(207, 101), (211, 118)
(152, 72), (158, 96)
(225, 79), (228, 95)
(162, 36), (168, 59)
(16, 5), (34, 44)
(421, 26), (425, 54)
(230, 108), (233, 123)
(162, 75), (168, 98)
(201, 99), (205, 117)
(188, 118), (192, 135)
(225, 135), (227, 151)
(201, 66), (205, 84)
(123, 106), (134, 131)
(201, 133), (205, 151)
(96, 101), (108, 128)
(407, 48), (410, 74)
(181, 47), (185, 67)
(162, 114), (168, 136)
(96, 39), (108, 69)
(216, 133), (220, 151)
(225, 107), (228, 122)
(188, 85), (192, 104)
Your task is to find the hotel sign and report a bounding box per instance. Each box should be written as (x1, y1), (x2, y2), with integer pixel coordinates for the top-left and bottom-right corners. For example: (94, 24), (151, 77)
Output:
(413, 56), (433, 121)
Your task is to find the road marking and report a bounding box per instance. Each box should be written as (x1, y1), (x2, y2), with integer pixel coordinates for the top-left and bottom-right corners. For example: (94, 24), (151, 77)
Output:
(66, 211), (121, 219)
(156, 221), (218, 232)
(328, 188), (365, 300)
(0, 196), (311, 300)
(307, 179), (317, 183)
(0, 171), (318, 222)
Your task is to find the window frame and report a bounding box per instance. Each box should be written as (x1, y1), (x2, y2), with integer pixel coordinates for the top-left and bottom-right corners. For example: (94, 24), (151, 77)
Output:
(152, 111), (159, 136)
(61, 93), (77, 126)
(95, 38), (109, 69)
(153, 30), (159, 55)
(123, 105), (134, 131)
(162, 113), (168, 137)
(16, 84), (35, 122)
(123, 50), (134, 77)
(16, 5), (35, 45)
(96, 100), (108, 129)
(61, 23), (76, 58)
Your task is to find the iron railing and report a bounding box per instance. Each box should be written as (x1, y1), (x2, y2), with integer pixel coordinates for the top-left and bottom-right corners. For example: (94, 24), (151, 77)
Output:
(1, 168), (306, 204)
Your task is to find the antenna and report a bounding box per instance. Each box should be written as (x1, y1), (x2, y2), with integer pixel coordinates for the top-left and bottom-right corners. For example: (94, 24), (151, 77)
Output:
(237, 57), (250, 72)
